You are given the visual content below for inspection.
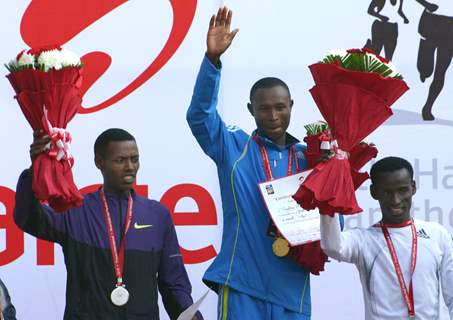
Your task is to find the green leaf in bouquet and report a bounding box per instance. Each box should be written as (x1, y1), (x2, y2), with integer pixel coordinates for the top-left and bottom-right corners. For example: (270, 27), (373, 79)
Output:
(322, 48), (404, 79)
(304, 121), (330, 135)
(323, 54), (342, 64)
(5, 64), (12, 72)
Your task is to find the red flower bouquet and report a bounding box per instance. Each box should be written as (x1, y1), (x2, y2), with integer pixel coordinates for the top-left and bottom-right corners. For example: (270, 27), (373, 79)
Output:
(6, 47), (83, 212)
(293, 48), (408, 216)
(288, 122), (379, 274)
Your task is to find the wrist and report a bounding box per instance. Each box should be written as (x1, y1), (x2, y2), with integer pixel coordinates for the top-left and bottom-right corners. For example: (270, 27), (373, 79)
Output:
(206, 52), (221, 68)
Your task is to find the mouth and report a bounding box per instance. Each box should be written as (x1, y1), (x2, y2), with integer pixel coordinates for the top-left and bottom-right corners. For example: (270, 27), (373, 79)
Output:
(123, 175), (136, 183)
(266, 126), (282, 133)
(389, 207), (405, 215)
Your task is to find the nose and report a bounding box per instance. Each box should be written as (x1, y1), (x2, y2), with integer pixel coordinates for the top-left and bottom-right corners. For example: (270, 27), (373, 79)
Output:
(389, 192), (401, 206)
(270, 108), (278, 120)
(124, 159), (135, 171)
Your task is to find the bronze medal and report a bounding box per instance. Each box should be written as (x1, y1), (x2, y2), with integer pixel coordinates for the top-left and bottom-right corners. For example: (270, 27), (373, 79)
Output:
(272, 237), (290, 257)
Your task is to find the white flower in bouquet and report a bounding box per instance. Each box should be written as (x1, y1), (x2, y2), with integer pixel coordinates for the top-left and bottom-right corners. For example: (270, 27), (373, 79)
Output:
(38, 49), (64, 71)
(5, 51), (35, 72)
(17, 51), (35, 68)
(6, 47), (82, 73)
(59, 48), (81, 67)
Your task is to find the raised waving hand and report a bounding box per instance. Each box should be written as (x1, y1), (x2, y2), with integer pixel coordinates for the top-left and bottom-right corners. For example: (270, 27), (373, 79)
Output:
(206, 7), (239, 65)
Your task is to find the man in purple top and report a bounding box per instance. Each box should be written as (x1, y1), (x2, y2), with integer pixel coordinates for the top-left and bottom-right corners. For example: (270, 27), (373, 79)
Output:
(14, 128), (202, 320)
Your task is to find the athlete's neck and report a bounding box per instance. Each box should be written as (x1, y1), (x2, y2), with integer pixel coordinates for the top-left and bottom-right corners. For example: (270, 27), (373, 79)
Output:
(102, 185), (131, 197)
(381, 218), (412, 228)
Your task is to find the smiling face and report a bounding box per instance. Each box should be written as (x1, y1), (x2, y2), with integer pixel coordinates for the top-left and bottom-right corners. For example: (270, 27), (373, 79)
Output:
(370, 168), (416, 224)
(248, 85), (293, 146)
(95, 140), (140, 195)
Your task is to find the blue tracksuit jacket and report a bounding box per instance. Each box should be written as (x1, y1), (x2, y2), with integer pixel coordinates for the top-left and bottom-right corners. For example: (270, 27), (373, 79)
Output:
(187, 55), (311, 317)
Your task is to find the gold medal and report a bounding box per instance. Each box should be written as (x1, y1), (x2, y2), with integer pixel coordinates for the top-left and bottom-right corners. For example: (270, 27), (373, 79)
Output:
(272, 237), (290, 257)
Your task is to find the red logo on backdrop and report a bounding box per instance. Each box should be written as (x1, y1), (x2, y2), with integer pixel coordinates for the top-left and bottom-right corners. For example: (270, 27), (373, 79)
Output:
(20, 0), (197, 114)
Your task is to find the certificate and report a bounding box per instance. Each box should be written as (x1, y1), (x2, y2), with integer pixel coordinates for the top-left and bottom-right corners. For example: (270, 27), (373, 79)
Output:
(258, 170), (320, 246)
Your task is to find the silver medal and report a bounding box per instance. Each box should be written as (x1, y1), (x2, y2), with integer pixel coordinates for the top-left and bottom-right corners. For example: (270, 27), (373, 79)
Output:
(111, 285), (129, 306)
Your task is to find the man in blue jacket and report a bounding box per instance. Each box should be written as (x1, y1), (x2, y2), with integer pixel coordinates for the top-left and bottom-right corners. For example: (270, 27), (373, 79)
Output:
(14, 128), (201, 320)
(187, 7), (311, 320)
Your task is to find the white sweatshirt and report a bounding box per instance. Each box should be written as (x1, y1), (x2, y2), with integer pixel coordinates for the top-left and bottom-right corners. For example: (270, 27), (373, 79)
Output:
(321, 215), (453, 319)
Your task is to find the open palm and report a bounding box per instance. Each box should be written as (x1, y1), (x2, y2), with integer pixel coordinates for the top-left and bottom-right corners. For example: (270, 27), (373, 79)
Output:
(207, 7), (239, 64)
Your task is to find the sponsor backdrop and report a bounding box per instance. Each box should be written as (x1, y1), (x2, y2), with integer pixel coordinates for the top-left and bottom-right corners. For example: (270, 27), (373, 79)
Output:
(1, 1), (452, 319)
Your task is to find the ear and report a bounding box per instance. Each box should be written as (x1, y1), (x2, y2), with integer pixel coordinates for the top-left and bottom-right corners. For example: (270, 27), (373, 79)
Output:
(370, 184), (378, 200)
(247, 102), (254, 116)
(411, 180), (417, 195)
(289, 99), (294, 109)
(94, 154), (103, 171)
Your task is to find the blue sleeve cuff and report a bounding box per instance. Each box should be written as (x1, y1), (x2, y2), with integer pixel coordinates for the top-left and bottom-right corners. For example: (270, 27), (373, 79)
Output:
(202, 52), (222, 71)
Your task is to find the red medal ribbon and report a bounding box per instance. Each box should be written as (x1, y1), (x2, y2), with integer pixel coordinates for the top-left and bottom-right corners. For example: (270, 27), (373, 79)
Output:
(380, 219), (417, 319)
(100, 189), (134, 286)
(253, 135), (300, 241)
(252, 135), (299, 181)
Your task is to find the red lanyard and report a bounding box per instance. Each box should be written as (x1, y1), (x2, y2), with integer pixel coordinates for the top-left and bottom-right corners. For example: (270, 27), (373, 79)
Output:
(380, 219), (417, 319)
(100, 189), (134, 286)
(253, 136), (299, 181)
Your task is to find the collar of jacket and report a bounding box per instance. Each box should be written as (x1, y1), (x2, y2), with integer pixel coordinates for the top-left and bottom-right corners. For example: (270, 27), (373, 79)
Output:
(252, 130), (300, 151)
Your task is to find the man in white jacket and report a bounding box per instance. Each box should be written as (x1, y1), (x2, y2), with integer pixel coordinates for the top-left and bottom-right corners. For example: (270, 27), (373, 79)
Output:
(320, 156), (453, 319)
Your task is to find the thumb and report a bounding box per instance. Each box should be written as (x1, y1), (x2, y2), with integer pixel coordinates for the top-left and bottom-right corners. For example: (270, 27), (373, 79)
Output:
(229, 28), (239, 41)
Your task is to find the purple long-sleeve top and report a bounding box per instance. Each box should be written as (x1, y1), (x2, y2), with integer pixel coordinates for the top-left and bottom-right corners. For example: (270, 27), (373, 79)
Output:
(14, 169), (203, 320)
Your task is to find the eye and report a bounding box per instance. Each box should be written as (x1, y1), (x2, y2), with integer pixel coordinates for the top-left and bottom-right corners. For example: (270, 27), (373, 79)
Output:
(380, 190), (393, 198)
(131, 156), (139, 163)
(399, 187), (410, 194)
(114, 158), (124, 164)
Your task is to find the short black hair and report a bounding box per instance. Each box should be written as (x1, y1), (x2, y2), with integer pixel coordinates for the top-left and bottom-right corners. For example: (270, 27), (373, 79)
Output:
(370, 156), (414, 185)
(94, 128), (136, 157)
(249, 77), (291, 102)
